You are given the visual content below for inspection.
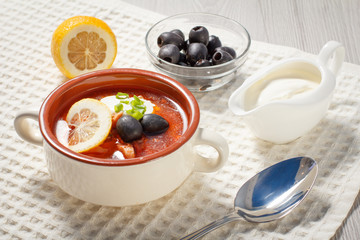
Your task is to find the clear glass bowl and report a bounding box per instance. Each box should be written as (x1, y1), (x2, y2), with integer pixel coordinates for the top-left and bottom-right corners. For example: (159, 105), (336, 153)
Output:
(145, 13), (251, 92)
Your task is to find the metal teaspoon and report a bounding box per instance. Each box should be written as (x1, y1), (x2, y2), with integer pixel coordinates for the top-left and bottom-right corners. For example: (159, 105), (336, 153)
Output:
(181, 157), (318, 239)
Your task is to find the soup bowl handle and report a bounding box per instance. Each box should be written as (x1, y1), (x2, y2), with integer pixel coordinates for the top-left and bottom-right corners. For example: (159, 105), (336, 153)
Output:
(14, 109), (43, 146)
(191, 128), (229, 173)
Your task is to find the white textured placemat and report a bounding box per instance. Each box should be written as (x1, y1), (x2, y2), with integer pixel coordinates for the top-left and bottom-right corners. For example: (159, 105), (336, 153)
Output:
(1, 0), (360, 239)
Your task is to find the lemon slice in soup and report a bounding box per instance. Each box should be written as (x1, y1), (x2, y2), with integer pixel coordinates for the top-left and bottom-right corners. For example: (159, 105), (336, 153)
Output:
(66, 98), (112, 153)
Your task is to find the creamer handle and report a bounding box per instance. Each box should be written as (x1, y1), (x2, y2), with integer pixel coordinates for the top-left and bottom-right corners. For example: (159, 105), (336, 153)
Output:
(192, 128), (228, 173)
(318, 41), (345, 77)
(14, 109), (43, 146)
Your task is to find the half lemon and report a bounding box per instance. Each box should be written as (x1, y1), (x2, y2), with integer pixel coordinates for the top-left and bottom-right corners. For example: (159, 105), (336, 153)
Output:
(51, 16), (117, 79)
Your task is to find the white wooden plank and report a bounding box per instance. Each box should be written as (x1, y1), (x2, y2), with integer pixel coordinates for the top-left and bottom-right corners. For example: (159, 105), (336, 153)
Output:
(124, 0), (360, 65)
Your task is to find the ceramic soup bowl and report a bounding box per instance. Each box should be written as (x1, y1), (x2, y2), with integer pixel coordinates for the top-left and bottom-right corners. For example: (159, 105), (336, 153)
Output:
(14, 68), (228, 206)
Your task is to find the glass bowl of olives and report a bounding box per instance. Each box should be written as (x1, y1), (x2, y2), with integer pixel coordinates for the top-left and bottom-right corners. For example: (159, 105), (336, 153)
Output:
(145, 13), (251, 92)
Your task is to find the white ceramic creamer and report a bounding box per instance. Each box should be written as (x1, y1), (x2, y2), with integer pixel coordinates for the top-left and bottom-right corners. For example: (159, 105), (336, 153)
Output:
(228, 41), (345, 144)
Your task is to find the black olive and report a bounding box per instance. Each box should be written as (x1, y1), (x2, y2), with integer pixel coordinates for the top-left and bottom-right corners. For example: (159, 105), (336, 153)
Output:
(178, 61), (189, 66)
(194, 59), (212, 67)
(189, 26), (209, 45)
(158, 44), (180, 64)
(207, 35), (222, 55)
(141, 114), (169, 135)
(215, 46), (236, 58)
(186, 43), (208, 66)
(179, 52), (186, 63)
(116, 115), (143, 142)
(170, 29), (185, 41)
(212, 49), (234, 65)
(178, 52), (188, 66)
(157, 32), (185, 50)
(183, 39), (190, 52)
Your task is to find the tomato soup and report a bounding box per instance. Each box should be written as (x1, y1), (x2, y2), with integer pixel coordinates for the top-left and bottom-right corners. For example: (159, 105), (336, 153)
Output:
(55, 88), (187, 160)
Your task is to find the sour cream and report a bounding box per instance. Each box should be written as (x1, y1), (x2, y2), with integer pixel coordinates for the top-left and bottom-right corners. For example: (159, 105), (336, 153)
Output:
(56, 120), (70, 147)
(100, 95), (155, 114)
(255, 78), (319, 107)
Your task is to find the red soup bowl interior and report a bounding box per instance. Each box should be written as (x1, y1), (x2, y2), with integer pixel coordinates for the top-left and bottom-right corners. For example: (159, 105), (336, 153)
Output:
(39, 68), (200, 166)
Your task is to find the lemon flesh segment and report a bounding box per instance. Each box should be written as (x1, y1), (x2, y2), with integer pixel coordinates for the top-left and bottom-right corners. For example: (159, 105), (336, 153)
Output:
(67, 31), (106, 70)
(51, 16), (117, 79)
(60, 26), (116, 77)
(66, 98), (112, 153)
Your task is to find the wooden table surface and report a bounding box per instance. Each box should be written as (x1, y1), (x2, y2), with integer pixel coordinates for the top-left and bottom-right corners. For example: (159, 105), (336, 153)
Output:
(123, 0), (360, 239)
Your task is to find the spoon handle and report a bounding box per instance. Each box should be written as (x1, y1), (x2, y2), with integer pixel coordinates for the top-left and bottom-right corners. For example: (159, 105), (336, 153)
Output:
(180, 212), (241, 240)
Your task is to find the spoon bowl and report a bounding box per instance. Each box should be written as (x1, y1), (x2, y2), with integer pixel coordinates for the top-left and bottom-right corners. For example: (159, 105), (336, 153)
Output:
(181, 157), (318, 239)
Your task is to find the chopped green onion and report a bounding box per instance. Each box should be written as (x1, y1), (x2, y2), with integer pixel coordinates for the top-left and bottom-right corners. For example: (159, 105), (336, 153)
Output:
(134, 104), (145, 109)
(126, 109), (143, 120)
(115, 92), (147, 119)
(116, 92), (129, 99)
(133, 95), (142, 103)
(114, 103), (123, 113)
(131, 96), (144, 107)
